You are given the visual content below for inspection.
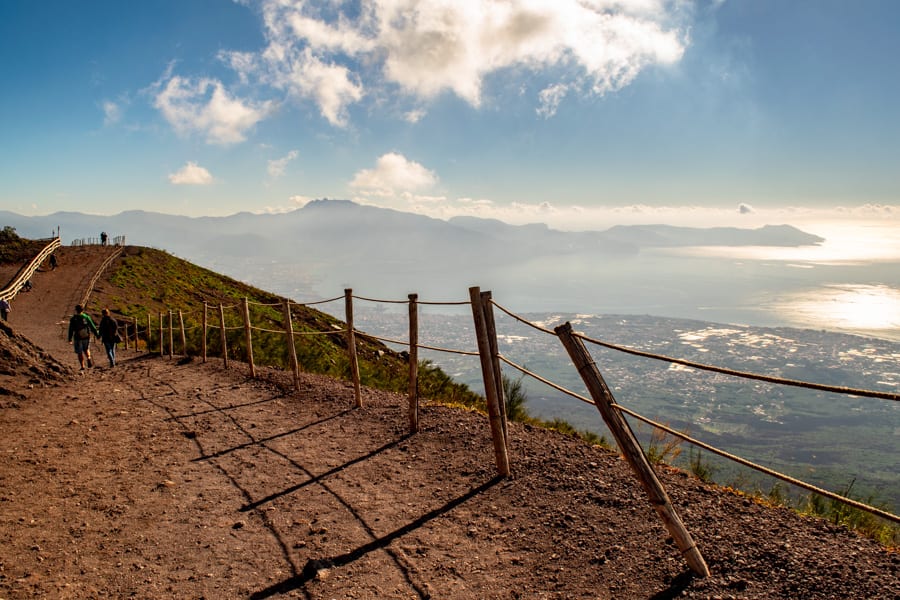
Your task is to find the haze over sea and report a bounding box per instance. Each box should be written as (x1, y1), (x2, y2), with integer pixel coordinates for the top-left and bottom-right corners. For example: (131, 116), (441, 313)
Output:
(306, 221), (900, 344)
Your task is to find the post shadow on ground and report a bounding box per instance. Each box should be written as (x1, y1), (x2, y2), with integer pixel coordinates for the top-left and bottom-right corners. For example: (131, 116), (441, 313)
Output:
(249, 475), (505, 600)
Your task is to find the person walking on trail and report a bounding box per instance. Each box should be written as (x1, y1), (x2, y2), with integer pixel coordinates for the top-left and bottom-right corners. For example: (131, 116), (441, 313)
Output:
(67, 305), (99, 371)
(0, 298), (9, 321)
(98, 308), (120, 368)
(100, 231), (108, 246)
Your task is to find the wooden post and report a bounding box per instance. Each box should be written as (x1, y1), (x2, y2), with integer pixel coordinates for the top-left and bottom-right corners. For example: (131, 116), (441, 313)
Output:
(408, 293), (419, 434)
(179, 310), (187, 356)
(242, 297), (256, 377)
(146, 315), (151, 353)
(168, 310), (174, 359)
(282, 300), (300, 391)
(468, 287), (511, 477)
(481, 290), (508, 444)
(133, 316), (139, 352)
(555, 322), (710, 578)
(201, 302), (208, 363)
(344, 289), (362, 408)
(218, 304), (228, 368)
(123, 320), (129, 350)
(158, 312), (164, 357)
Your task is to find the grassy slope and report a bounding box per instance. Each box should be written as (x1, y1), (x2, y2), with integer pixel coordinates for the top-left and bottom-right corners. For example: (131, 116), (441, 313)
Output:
(90, 245), (483, 406)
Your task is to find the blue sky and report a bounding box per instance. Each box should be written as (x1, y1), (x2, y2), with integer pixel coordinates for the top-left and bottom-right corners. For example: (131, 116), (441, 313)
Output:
(1, 0), (899, 230)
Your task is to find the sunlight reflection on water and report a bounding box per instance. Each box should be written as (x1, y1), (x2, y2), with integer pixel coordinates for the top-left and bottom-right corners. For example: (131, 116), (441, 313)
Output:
(668, 222), (900, 340)
(770, 284), (900, 340)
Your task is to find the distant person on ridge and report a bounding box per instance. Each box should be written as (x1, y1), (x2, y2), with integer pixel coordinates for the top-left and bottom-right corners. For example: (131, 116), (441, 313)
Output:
(98, 308), (120, 368)
(67, 304), (99, 371)
(100, 231), (108, 246)
(0, 298), (9, 321)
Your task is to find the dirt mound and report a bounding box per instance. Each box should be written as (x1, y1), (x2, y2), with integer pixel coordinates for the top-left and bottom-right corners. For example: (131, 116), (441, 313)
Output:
(0, 321), (70, 402)
(0, 245), (898, 599)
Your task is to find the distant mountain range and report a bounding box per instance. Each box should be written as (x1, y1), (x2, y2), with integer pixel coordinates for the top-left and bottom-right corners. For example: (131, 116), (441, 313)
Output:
(2, 198), (824, 258)
(2, 199), (825, 304)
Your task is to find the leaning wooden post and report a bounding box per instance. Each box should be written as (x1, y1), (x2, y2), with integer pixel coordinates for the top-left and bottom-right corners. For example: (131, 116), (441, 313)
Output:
(201, 302), (208, 363)
(158, 312), (164, 357)
(133, 316), (139, 351)
(168, 310), (174, 359)
(468, 287), (511, 477)
(242, 297), (256, 377)
(344, 289), (362, 408)
(282, 299), (300, 391)
(178, 310), (187, 356)
(407, 293), (419, 434)
(555, 322), (710, 577)
(218, 304), (228, 368)
(481, 290), (508, 445)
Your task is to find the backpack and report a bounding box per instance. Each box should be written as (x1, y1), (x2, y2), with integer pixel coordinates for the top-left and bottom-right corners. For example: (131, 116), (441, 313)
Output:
(75, 316), (91, 340)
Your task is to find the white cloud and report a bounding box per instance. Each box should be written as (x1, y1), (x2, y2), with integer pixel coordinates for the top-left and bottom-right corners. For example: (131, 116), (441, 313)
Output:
(213, 0), (689, 128)
(536, 83), (569, 118)
(268, 150), (299, 178)
(102, 100), (122, 126)
(153, 75), (274, 145)
(350, 152), (439, 198)
(168, 162), (214, 185)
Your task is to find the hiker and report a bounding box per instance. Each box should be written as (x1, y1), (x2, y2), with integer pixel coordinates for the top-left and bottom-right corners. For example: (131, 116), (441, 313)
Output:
(0, 298), (9, 321)
(100, 231), (108, 246)
(67, 304), (99, 371)
(98, 308), (120, 368)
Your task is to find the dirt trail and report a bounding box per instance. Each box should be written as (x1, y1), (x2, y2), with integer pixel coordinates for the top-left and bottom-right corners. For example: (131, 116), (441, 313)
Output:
(0, 246), (898, 599)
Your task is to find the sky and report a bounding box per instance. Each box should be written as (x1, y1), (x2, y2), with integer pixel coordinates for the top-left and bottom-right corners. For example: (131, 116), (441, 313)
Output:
(1, 0), (899, 231)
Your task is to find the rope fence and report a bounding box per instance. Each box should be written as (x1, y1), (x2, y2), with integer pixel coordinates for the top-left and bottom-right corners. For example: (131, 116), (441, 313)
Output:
(54, 243), (897, 576)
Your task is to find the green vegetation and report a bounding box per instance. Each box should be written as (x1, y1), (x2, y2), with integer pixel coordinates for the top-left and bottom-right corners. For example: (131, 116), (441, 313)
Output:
(0, 227), (47, 265)
(799, 479), (899, 546)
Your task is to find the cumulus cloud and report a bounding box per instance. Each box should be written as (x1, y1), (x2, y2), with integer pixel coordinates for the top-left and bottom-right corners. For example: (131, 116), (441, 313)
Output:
(268, 150), (299, 178)
(168, 162), (214, 185)
(207, 0), (689, 129)
(153, 75), (274, 145)
(349, 152), (439, 198)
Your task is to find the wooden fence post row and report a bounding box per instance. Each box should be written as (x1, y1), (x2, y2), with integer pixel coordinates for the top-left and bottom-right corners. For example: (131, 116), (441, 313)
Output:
(555, 322), (710, 578)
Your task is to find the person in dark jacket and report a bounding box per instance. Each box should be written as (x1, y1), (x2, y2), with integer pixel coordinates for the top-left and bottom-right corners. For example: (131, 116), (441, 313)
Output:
(67, 305), (99, 371)
(98, 308), (120, 368)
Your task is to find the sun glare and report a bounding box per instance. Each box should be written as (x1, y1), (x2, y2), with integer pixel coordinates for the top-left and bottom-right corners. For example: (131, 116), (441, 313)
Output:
(775, 284), (900, 336)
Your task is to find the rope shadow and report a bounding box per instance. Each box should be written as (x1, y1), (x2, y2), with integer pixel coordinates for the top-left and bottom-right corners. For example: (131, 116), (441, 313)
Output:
(239, 435), (409, 512)
(249, 475), (504, 600)
(190, 409), (353, 462)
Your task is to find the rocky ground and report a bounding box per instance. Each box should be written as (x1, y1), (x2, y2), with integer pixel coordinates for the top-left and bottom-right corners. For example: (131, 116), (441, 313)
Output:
(0, 246), (898, 599)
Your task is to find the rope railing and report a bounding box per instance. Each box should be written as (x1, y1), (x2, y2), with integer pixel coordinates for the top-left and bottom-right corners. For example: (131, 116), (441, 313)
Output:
(290, 295), (344, 306)
(572, 330), (900, 402)
(486, 302), (899, 530)
(0, 237), (61, 301)
(352, 294), (410, 304)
